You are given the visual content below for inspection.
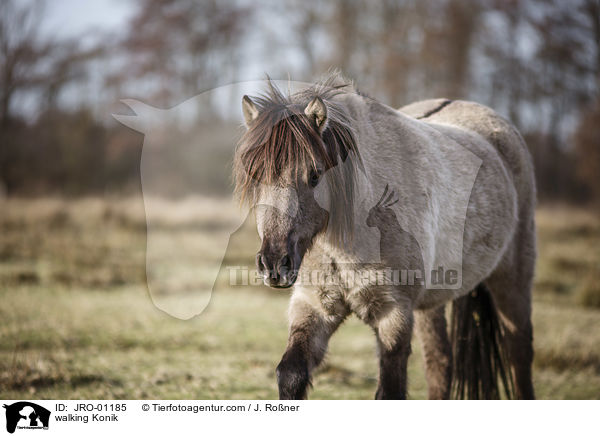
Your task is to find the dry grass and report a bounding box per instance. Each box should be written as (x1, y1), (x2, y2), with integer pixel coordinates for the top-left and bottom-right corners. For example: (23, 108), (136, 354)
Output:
(0, 198), (599, 399)
(576, 266), (600, 309)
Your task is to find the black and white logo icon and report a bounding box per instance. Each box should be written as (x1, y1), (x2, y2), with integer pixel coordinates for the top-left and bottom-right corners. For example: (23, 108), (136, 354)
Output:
(3, 402), (50, 434)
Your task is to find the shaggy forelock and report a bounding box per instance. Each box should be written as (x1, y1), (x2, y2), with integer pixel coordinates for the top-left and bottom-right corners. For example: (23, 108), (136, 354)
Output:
(234, 73), (358, 201)
(233, 72), (361, 244)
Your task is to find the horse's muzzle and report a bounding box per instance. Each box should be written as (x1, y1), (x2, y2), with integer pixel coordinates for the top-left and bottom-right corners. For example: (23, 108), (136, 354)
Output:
(256, 251), (298, 288)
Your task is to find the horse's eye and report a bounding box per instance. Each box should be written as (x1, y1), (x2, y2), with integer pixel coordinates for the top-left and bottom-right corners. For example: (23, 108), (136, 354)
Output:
(309, 170), (321, 187)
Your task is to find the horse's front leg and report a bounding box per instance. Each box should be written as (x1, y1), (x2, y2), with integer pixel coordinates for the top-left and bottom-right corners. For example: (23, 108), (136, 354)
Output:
(277, 288), (348, 400)
(372, 300), (414, 400)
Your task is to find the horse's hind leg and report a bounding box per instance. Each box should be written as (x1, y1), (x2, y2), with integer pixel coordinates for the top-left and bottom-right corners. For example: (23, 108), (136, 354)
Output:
(485, 222), (536, 399)
(276, 287), (349, 400)
(415, 305), (452, 399)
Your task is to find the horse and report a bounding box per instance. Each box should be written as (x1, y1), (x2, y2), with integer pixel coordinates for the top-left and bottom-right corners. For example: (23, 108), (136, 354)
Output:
(233, 72), (536, 400)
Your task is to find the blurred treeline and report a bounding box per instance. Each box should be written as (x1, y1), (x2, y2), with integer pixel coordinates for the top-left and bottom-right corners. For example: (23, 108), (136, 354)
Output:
(0, 0), (599, 204)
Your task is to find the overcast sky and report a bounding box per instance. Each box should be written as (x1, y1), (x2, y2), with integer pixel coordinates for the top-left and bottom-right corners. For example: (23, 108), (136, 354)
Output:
(33, 0), (310, 120)
(43, 0), (135, 39)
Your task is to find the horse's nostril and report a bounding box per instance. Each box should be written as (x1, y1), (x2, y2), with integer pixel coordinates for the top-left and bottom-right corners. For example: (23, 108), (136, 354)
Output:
(257, 251), (295, 287)
(256, 252), (267, 272)
(280, 254), (291, 269)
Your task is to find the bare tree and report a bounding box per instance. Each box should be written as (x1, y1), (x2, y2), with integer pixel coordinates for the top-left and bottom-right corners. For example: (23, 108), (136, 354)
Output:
(113, 0), (248, 107)
(0, 0), (49, 125)
(0, 0), (102, 194)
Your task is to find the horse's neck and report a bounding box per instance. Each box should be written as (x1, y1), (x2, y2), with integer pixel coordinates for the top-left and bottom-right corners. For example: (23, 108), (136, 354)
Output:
(339, 95), (428, 160)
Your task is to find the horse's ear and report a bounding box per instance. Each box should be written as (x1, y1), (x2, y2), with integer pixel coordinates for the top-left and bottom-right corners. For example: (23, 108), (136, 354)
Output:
(304, 97), (328, 133)
(242, 95), (259, 127)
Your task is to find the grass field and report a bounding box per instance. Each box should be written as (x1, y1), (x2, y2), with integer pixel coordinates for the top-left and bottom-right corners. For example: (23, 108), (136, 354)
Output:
(1, 197), (599, 399)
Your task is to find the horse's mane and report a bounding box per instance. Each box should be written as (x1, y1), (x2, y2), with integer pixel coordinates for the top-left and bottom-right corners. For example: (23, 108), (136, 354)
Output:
(234, 72), (361, 245)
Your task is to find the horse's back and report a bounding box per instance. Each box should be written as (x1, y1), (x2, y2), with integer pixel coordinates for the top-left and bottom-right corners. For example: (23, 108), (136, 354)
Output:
(398, 99), (452, 120)
(399, 98), (536, 215)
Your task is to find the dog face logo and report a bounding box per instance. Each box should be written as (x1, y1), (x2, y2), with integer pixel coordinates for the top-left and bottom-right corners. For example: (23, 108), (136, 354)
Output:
(3, 402), (50, 433)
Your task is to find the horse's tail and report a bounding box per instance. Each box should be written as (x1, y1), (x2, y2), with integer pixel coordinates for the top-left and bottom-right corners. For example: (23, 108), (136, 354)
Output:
(450, 283), (514, 399)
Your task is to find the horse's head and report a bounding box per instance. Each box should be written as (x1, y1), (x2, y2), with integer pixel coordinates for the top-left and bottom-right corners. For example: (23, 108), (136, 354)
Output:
(234, 82), (358, 288)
